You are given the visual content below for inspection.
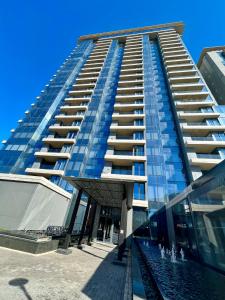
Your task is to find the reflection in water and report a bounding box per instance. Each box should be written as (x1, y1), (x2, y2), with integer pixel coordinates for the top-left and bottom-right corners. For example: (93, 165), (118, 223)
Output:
(137, 239), (225, 300)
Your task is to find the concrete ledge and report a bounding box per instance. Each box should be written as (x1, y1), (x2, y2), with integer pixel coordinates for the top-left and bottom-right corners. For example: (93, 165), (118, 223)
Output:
(0, 173), (71, 198)
(0, 234), (59, 254)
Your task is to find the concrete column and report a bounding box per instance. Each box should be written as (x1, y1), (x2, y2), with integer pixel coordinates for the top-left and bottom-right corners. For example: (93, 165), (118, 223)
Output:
(110, 223), (114, 244)
(126, 207), (133, 248)
(92, 204), (101, 241)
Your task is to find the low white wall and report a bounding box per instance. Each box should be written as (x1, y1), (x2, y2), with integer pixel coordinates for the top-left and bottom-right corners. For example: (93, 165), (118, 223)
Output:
(0, 174), (72, 230)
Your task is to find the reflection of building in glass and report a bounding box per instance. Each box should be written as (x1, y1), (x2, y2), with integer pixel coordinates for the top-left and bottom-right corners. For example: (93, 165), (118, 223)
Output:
(149, 159), (225, 273)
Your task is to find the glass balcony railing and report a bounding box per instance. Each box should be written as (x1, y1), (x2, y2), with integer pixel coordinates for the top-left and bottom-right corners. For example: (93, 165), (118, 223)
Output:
(196, 153), (221, 159)
(191, 137), (215, 141)
(111, 168), (132, 175)
(114, 150), (133, 156)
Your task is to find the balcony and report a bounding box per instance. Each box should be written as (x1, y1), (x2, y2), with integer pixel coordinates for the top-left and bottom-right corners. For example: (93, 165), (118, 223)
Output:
(101, 172), (147, 182)
(117, 87), (143, 94)
(166, 64), (194, 72)
(121, 63), (143, 70)
(68, 89), (93, 96)
(34, 151), (71, 161)
(77, 71), (100, 78)
(49, 125), (80, 134)
(118, 80), (143, 87)
(178, 112), (220, 121)
(42, 137), (76, 147)
(167, 69), (198, 77)
(64, 97), (90, 104)
(181, 124), (225, 135)
(171, 83), (204, 91)
(185, 138), (225, 152)
(105, 154), (146, 163)
(110, 125), (145, 133)
(120, 68), (143, 75)
(163, 49), (187, 57)
(175, 101), (215, 109)
(72, 83), (95, 89)
(112, 113), (144, 121)
(189, 155), (223, 170)
(25, 167), (64, 177)
(166, 58), (191, 66)
(55, 114), (84, 123)
(164, 53), (189, 61)
(169, 76), (200, 84)
(173, 91), (209, 100)
(60, 105), (87, 113)
(108, 137), (145, 146)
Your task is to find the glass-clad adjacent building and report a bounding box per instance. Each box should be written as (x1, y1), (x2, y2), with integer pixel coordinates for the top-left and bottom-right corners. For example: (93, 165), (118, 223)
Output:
(1, 22), (225, 242)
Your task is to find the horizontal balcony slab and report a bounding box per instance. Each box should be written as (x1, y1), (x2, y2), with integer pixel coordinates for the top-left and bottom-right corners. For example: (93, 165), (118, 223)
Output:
(132, 200), (148, 208)
(166, 64), (194, 71)
(34, 151), (71, 161)
(112, 114), (144, 121)
(104, 154), (146, 163)
(42, 138), (76, 146)
(49, 125), (80, 133)
(107, 139), (145, 145)
(110, 125), (145, 131)
(173, 91), (209, 100)
(169, 76), (200, 84)
(25, 168), (64, 177)
(68, 90), (93, 95)
(101, 173), (147, 182)
(185, 140), (225, 152)
(168, 70), (198, 77)
(61, 105), (87, 112)
(166, 59), (191, 66)
(178, 112), (220, 121)
(171, 83), (204, 91)
(175, 101), (215, 109)
(55, 115), (84, 122)
(189, 158), (222, 170)
(181, 125), (225, 134)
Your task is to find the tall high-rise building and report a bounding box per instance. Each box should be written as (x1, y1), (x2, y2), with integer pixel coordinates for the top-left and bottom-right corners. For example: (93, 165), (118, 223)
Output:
(1, 22), (225, 239)
(198, 46), (225, 105)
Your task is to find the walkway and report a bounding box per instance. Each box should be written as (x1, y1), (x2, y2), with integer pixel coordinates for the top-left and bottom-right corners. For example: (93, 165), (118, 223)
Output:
(0, 242), (128, 300)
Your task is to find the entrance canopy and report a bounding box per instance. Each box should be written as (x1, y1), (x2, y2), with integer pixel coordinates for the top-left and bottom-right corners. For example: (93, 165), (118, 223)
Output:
(64, 176), (134, 208)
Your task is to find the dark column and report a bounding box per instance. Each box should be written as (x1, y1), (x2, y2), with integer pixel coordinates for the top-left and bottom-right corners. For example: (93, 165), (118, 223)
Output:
(87, 201), (97, 245)
(77, 197), (92, 248)
(62, 189), (83, 249)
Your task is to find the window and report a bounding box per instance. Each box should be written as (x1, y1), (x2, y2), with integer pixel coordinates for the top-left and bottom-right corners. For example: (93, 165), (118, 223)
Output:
(134, 131), (144, 140)
(134, 162), (145, 176)
(111, 165), (132, 175)
(134, 183), (145, 200)
(134, 145), (144, 156)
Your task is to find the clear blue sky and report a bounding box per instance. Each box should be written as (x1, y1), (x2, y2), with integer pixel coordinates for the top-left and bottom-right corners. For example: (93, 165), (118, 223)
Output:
(0, 0), (225, 141)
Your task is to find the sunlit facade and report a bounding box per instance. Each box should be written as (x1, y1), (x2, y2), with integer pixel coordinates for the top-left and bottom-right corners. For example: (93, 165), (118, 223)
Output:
(1, 22), (225, 232)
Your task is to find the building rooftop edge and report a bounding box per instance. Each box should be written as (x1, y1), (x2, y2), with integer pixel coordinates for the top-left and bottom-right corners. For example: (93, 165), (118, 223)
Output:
(197, 46), (225, 68)
(78, 21), (184, 41)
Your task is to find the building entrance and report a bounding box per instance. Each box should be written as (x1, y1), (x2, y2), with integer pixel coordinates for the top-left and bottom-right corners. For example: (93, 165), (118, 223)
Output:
(97, 206), (121, 244)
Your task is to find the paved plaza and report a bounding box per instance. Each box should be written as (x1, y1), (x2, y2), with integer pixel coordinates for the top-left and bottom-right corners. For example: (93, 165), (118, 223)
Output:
(0, 243), (128, 300)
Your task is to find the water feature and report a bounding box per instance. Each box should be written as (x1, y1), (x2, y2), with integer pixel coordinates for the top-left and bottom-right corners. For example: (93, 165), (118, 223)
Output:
(136, 238), (225, 300)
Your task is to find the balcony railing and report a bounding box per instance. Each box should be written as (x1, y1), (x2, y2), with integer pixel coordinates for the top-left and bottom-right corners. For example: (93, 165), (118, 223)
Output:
(196, 154), (221, 159)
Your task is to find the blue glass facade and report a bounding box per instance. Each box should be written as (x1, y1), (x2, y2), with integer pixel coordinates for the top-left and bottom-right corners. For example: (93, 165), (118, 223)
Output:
(0, 40), (94, 174)
(64, 40), (124, 178)
(143, 36), (188, 211)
